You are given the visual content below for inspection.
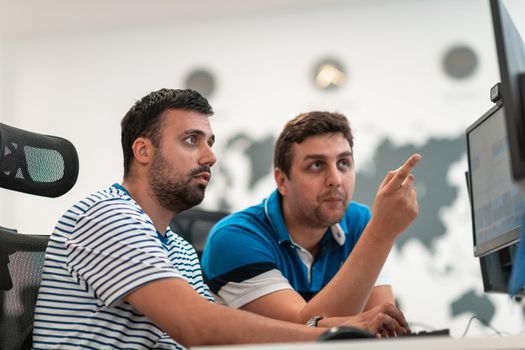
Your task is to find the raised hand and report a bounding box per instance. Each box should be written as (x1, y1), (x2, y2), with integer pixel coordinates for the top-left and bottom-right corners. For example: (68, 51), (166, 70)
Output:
(369, 154), (421, 240)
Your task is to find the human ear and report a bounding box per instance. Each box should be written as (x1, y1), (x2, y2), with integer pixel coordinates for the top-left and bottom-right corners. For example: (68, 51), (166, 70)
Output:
(132, 137), (153, 165)
(274, 168), (288, 196)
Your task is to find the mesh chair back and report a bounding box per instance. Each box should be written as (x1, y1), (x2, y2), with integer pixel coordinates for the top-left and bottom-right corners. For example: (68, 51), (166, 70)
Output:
(0, 123), (77, 349)
(0, 123), (79, 197)
(0, 228), (49, 350)
(170, 208), (229, 257)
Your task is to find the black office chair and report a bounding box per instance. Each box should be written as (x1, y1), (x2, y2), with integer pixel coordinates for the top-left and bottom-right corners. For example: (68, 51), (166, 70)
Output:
(170, 208), (229, 258)
(0, 229), (49, 350)
(0, 122), (79, 350)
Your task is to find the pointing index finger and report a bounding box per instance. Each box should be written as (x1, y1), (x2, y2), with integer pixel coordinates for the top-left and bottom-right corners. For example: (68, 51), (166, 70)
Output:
(386, 154), (421, 191)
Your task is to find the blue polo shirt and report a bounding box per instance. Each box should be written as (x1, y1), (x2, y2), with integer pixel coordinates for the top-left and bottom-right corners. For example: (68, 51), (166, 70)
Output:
(201, 190), (391, 308)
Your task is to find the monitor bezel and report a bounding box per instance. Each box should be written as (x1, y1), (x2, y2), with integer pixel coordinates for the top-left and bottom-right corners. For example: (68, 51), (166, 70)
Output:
(490, 0), (525, 190)
(466, 102), (521, 257)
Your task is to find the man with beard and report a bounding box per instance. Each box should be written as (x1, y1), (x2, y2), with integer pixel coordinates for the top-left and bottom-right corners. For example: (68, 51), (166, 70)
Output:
(202, 111), (421, 331)
(32, 90), (411, 349)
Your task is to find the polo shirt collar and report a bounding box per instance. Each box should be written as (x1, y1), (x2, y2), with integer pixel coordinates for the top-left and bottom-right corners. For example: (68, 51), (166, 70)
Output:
(264, 190), (291, 244)
(264, 189), (346, 246)
(113, 183), (130, 196)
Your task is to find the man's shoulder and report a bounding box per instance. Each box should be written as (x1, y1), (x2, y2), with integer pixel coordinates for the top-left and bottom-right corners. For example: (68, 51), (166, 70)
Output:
(63, 184), (135, 218)
(213, 200), (267, 231)
(206, 200), (276, 250)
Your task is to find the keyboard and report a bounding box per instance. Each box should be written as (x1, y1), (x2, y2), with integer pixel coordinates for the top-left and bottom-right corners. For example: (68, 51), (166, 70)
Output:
(400, 328), (450, 337)
(319, 326), (450, 341)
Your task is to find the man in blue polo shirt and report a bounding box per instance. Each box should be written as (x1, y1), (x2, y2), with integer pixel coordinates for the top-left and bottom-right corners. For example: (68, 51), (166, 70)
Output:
(202, 111), (421, 331)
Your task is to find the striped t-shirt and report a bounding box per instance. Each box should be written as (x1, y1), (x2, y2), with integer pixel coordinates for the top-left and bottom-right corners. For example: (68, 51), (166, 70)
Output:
(33, 184), (213, 350)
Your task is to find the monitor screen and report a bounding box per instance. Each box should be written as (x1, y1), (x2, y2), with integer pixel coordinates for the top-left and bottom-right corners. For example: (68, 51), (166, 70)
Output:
(490, 0), (525, 190)
(466, 103), (525, 257)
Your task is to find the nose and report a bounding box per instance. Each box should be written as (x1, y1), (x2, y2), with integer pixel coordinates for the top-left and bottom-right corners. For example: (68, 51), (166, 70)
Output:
(200, 143), (217, 168)
(326, 163), (342, 188)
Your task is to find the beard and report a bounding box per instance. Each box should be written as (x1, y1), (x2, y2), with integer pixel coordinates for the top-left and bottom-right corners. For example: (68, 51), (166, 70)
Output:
(311, 204), (346, 227)
(148, 150), (210, 214)
(299, 189), (348, 228)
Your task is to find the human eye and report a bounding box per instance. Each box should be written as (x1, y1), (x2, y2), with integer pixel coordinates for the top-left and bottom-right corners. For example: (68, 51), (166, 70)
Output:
(308, 160), (323, 171)
(184, 135), (198, 145)
(337, 158), (352, 170)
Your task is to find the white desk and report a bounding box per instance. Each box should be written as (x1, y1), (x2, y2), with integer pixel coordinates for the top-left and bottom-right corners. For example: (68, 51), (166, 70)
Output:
(193, 335), (525, 350)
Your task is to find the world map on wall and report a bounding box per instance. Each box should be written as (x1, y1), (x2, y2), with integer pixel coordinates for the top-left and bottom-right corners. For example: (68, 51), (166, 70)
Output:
(207, 131), (505, 327)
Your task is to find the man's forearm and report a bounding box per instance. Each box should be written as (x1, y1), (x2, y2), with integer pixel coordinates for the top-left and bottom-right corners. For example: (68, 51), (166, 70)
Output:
(364, 286), (394, 311)
(301, 222), (395, 320)
(127, 278), (324, 347)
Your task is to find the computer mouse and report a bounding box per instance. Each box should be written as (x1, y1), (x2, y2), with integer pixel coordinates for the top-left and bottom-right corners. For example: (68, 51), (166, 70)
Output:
(318, 326), (375, 341)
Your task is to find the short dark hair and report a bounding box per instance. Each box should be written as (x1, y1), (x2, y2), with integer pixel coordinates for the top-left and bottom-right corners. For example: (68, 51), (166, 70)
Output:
(274, 111), (353, 177)
(121, 88), (213, 177)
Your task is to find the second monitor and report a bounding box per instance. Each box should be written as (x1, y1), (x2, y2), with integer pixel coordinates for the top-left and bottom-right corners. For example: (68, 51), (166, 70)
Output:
(466, 94), (525, 295)
(467, 101), (525, 258)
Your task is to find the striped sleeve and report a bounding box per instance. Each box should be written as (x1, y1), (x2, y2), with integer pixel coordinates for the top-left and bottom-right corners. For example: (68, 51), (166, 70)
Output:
(65, 198), (182, 306)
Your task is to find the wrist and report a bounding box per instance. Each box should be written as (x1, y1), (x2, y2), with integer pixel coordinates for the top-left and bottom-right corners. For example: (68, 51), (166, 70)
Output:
(364, 219), (397, 245)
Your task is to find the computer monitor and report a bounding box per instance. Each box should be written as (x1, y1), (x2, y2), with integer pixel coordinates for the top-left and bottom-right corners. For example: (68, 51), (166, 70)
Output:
(466, 102), (525, 258)
(490, 0), (525, 191)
